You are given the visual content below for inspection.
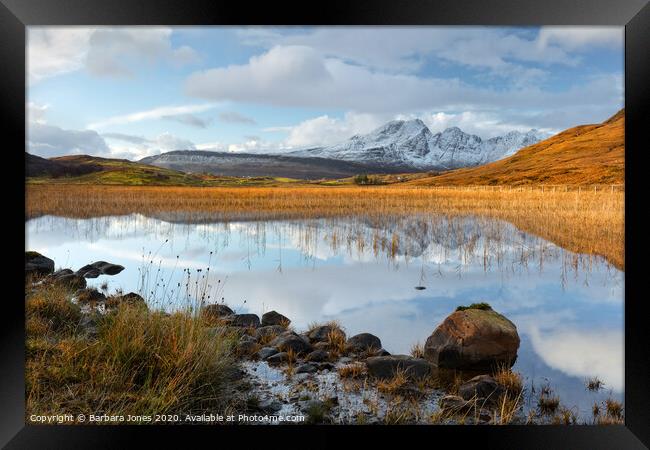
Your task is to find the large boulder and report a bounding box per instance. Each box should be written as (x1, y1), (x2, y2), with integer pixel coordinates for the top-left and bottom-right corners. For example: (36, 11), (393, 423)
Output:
(457, 375), (505, 404)
(223, 313), (260, 328)
(25, 251), (54, 276)
(255, 325), (285, 341)
(270, 331), (312, 355)
(307, 325), (345, 343)
(424, 307), (520, 371)
(347, 333), (382, 351)
(261, 310), (290, 327)
(202, 304), (234, 320)
(366, 355), (434, 379)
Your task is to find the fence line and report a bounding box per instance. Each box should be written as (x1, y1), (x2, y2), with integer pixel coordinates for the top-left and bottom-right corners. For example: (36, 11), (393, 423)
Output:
(420, 184), (625, 193)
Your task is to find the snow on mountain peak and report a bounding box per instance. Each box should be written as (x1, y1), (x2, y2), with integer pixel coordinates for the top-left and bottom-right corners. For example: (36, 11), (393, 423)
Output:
(290, 119), (546, 169)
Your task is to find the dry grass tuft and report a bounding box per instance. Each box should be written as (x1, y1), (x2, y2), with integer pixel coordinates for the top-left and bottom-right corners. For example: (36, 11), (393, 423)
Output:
(26, 281), (239, 421)
(338, 363), (366, 379)
(410, 342), (425, 359)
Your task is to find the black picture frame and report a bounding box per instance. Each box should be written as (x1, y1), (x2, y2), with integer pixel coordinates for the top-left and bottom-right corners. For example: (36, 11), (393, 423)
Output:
(4, 0), (649, 448)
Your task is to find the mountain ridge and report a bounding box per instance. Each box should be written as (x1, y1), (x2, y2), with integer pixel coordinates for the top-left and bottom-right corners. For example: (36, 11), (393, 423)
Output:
(289, 119), (547, 169)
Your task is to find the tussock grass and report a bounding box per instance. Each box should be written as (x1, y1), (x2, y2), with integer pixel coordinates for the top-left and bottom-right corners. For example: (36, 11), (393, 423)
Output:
(537, 394), (561, 415)
(586, 376), (605, 392)
(338, 363), (366, 379)
(410, 342), (424, 359)
(26, 280), (239, 421)
(26, 185), (624, 270)
(377, 370), (409, 395)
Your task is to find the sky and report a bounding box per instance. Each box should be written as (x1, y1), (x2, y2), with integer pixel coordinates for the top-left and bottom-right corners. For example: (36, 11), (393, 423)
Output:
(27, 26), (624, 161)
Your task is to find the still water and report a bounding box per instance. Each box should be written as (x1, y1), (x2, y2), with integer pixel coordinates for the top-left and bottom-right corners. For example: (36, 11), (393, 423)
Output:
(27, 213), (624, 420)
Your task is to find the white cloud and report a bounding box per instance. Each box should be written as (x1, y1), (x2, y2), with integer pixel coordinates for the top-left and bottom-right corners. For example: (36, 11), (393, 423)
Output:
(28, 123), (110, 157)
(27, 28), (94, 83)
(272, 112), (386, 148)
(217, 111), (257, 125)
(537, 26), (623, 51)
(185, 45), (622, 115)
(417, 111), (557, 138)
(528, 327), (624, 392)
(237, 27), (584, 76)
(87, 103), (217, 129)
(162, 113), (211, 128)
(28, 27), (200, 83)
(103, 131), (196, 160)
(27, 102), (49, 124)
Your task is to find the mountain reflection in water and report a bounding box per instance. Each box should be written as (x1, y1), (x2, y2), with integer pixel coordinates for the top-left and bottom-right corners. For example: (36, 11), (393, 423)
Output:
(27, 212), (624, 420)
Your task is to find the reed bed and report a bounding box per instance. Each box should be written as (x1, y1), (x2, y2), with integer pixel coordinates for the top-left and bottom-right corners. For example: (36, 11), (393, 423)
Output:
(25, 185), (624, 270)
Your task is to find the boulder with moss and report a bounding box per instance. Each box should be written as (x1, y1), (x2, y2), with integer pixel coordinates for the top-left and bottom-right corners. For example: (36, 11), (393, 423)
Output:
(424, 304), (520, 371)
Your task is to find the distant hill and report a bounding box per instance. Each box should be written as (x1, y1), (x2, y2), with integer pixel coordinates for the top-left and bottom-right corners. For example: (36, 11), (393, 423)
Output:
(139, 150), (414, 179)
(26, 153), (103, 178)
(404, 109), (624, 186)
(26, 153), (223, 186)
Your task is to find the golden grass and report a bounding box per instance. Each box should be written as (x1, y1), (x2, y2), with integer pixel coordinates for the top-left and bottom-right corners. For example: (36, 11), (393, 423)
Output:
(26, 184), (624, 270)
(26, 279), (239, 421)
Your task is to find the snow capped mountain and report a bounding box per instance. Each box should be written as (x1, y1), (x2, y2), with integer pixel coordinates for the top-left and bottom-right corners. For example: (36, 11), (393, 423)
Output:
(290, 119), (548, 169)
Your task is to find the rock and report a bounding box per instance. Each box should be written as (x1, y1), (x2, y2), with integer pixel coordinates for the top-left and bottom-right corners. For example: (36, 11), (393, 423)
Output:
(121, 292), (145, 304)
(307, 325), (345, 343)
(366, 355), (434, 379)
(296, 363), (318, 374)
(306, 350), (329, 362)
(77, 261), (124, 277)
(266, 352), (289, 365)
(439, 395), (474, 413)
(318, 362), (335, 371)
(338, 357), (354, 364)
(270, 332), (312, 354)
(80, 268), (101, 278)
(223, 313), (260, 328)
(458, 375), (505, 404)
(236, 339), (258, 357)
(257, 347), (279, 360)
(424, 307), (520, 371)
(347, 333), (382, 351)
(202, 304), (234, 319)
(261, 310), (290, 327)
(240, 334), (257, 344)
(53, 273), (87, 290)
(25, 251), (55, 276)
(257, 398), (282, 413)
(313, 341), (331, 351)
(74, 288), (106, 303)
(105, 292), (146, 309)
(52, 269), (73, 277)
(376, 349), (391, 356)
(255, 325), (285, 341)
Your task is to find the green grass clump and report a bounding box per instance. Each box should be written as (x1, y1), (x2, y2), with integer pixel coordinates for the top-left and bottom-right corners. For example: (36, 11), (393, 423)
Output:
(455, 302), (492, 312)
(26, 281), (240, 421)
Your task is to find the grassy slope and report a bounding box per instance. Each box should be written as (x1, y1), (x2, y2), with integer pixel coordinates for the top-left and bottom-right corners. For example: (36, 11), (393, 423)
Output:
(27, 155), (305, 187)
(404, 109), (624, 186)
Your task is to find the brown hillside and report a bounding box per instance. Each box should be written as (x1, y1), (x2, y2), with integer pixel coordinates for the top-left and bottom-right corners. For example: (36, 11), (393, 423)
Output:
(407, 109), (624, 186)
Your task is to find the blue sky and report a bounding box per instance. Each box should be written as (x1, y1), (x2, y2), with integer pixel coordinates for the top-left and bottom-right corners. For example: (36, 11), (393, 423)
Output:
(27, 26), (623, 160)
